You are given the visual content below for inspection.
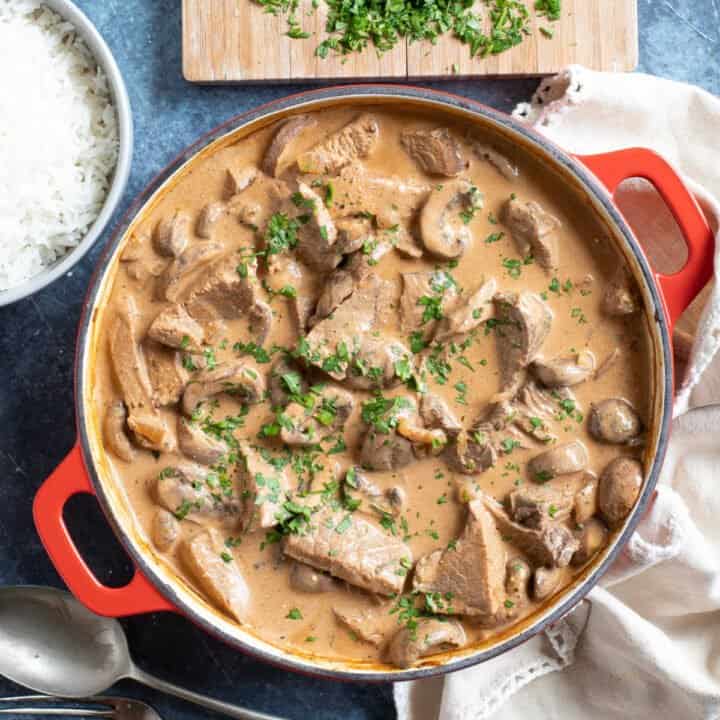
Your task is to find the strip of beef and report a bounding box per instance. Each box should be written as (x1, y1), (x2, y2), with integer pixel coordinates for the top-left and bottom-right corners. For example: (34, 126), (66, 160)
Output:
(297, 113), (379, 174)
(400, 270), (460, 340)
(344, 336), (410, 391)
(333, 601), (396, 647)
(295, 182), (341, 271)
(182, 529), (249, 623)
(227, 175), (290, 230)
(433, 277), (496, 343)
(282, 505), (411, 596)
(602, 265), (639, 316)
(177, 417), (227, 465)
(420, 393), (462, 436)
(493, 291), (553, 395)
(143, 340), (188, 407)
(268, 355), (308, 408)
(400, 128), (467, 177)
(413, 499), (506, 616)
(109, 296), (174, 452)
(155, 461), (239, 527)
(509, 475), (586, 528)
(148, 304), (205, 352)
(196, 201), (227, 239)
(483, 496), (579, 568)
(154, 210), (190, 257)
(304, 274), (395, 382)
(510, 380), (580, 444)
(471, 143), (519, 180)
(157, 242), (224, 302)
(182, 362), (265, 416)
(501, 198), (560, 271)
(223, 165), (258, 200)
(281, 384), (354, 447)
(387, 619), (466, 668)
(237, 443), (290, 531)
(262, 114), (317, 177)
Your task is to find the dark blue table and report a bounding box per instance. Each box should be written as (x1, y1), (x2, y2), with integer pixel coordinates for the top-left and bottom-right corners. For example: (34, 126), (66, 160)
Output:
(1, 2), (717, 718)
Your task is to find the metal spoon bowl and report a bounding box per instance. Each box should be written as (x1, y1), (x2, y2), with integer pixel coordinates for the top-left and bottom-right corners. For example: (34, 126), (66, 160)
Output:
(0, 586), (279, 720)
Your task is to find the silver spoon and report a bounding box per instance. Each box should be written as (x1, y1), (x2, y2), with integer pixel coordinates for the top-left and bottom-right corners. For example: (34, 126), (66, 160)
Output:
(0, 586), (281, 720)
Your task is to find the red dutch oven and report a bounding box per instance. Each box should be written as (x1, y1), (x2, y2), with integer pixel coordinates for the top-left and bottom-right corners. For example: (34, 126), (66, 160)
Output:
(32, 86), (714, 681)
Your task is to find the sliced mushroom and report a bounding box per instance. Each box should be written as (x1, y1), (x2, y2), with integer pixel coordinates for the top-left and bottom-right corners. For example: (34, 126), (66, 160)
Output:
(103, 401), (136, 462)
(420, 393), (462, 436)
(223, 165), (258, 200)
(400, 127), (467, 177)
(602, 265), (638, 316)
(532, 566), (562, 601)
(598, 456), (643, 528)
(177, 417), (227, 465)
(528, 441), (589, 482)
(419, 179), (483, 259)
(572, 517), (608, 566)
(152, 509), (180, 552)
(196, 201), (227, 239)
(154, 211), (190, 257)
(471, 143), (518, 180)
(588, 398), (642, 444)
(530, 351), (596, 388)
(387, 618), (467, 668)
(504, 558), (531, 614)
(262, 114), (317, 176)
(289, 562), (338, 593)
(157, 242), (224, 302)
(574, 472), (599, 524)
(360, 430), (415, 472)
(443, 430), (496, 476)
(181, 362), (266, 416)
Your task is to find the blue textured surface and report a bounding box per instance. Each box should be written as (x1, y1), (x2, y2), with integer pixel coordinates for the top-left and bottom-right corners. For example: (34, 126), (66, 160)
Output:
(0, 1), (718, 718)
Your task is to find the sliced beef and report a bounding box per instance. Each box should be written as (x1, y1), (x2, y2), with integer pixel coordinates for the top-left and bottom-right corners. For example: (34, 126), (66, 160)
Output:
(155, 461), (239, 526)
(509, 476), (583, 528)
(501, 198), (560, 271)
(471, 143), (519, 180)
(262, 114), (317, 177)
(443, 429), (497, 475)
(360, 429), (415, 472)
(144, 340), (188, 407)
(344, 337), (410, 391)
(483, 496), (579, 568)
(157, 242), (224, 302)
(282, 505), (411, 595)
(419, 179), (483, 259)
(413, 499), (506, 616)
(195, 201), (227, 239)
(290, 294), (313, 334)
(103, 401), (135, 462)
(433, 277), (496, 343)
(295, 182), (341, 271)
(182, 529), (249, 623)
(400, 128), (467, 177)
(400, 270), (460, 339)
(109, 297), (174, 453)
(387, 618), (466, 668)
(223, 165), (258, 200)
(148, 304), (205, 353)
(510, 380), (579, 443)
(182, 361), (265, 415)
(335, 216), (374, 255)
(237, 443), (290, 531)
(420, 393), (462, 436)
(227, 175), (291, 230)
(268, 355), (307, 408)
(154, 210), (190, 257)
(334, 602), (395, 647)
(177, 417), (227, 465)
(281, 384), (354, 447)
(297, 113), (379, 174)
(602, 265), (639, 316)
(304, 274), (394, 382)
(493, 291), (552, 395)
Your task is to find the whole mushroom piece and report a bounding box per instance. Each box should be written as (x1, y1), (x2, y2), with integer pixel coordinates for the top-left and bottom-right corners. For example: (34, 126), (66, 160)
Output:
(386, 618), (467, 668)
(598, 456), (644, 528)
(588, 398), (642, 444)
(527, 440), (589, 482)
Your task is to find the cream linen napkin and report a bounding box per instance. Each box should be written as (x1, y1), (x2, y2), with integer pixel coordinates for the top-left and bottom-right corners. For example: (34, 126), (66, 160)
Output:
(395, 66), (720, 720)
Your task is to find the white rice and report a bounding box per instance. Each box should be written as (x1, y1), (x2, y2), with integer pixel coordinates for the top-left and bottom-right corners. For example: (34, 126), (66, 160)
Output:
(0, 1), (119, 292)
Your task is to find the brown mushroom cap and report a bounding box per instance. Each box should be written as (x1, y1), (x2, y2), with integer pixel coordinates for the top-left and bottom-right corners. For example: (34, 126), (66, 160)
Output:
(572, 517), (609, 565)
(589, 398), (642, 444)
(598, 456), (643, 528)
(289, 563), (338, 593)
(386, 618), (467, 668)
(532, 566), (563, 601)
(527, 440), (589, 482)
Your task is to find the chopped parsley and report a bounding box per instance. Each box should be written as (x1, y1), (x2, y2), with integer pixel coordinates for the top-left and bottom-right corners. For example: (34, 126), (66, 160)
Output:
(265, 212), (300, 256)
(286, 607), (303, 620)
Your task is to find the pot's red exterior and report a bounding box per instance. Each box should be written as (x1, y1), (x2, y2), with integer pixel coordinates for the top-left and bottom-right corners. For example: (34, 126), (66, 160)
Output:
(31, 87), (715, 678)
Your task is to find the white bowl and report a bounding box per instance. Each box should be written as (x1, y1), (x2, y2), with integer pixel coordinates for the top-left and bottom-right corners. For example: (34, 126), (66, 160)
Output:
(0, 0), (133, 307)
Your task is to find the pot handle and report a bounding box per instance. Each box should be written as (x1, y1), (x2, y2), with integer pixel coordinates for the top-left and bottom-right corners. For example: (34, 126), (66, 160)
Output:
(577, 148), (714, 329)
(33, 443), (174, 617)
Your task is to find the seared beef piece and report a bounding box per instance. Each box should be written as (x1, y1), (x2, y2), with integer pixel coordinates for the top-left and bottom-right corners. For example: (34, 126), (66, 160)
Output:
(227, 175), (291, 230)
(510, 380), (579, 444)
(297, 113), (379, 174)
(322, 164), (430, 229)
(304, 275), (394, 382)
(182, 529), (249, 623)
(393, 227), (424, 259)
(295, 182), (341, 272)
(223, 165), (258, 200)
(335, 216), (374, 255)
(155, 461), (240, 527)
(109, 297), (174, 453)
(531, 351), (595, 388)
(237, 443), (290, 532)
(413, 499), (507, 616)
(249, 301), (272, 346)
(333, 602), (396, 647)
(151, 509), (179, 551)
(400, 128), (467, 177)
(144, 340), (188, 407)
(268, 356), (307, 408)
(400, 270), (460, 340)
(471, 557), (532, 629)
(282, 505), (412, 595)
(154, 210), (190, 257)
(501, 198), (560, 271)
(527, 440), (589, 482)
(419, 179), (483, 260)
(509, 477), (583, 528)
(262, 114), (317, 177)
(443, 429), (497, 475)
(196, 201), (227, 239)
(148, 304), (205, 353)
(483, 496), (579, 568)
(387, 618), (466, 668)
(121, 233), (166, 283)
(433, 277), (496, 343)
(602, 265), (638, 316)
(360, 429), (415, 471)
(289, 295), (314, 334)
(177, 417), (226, 465)
(103, 401), (135, 463)
(471, 143), (519, 180)
(157, 242), (225, 302)
(182, 361), (265, 416)
(420, 394), (462, 436)
(281, 384), (354, 447)
(493, 291), (553, 395)
(342, 336), (409, 391)
(185, 255), (258, 320)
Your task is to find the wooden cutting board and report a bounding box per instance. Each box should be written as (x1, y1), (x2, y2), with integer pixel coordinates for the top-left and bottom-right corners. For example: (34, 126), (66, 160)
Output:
(182, 0), (638, 83)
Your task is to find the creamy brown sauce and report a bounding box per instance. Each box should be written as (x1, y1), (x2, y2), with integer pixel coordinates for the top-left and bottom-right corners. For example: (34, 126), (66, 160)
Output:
(92, 106), (652, 668)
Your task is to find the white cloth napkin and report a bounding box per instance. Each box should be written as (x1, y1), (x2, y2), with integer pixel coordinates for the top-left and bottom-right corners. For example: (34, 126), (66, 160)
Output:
(395, 66), (720, 720)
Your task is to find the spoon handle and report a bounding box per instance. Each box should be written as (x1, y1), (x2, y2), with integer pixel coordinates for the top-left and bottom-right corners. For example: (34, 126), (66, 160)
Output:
(130, 666), (283, 720)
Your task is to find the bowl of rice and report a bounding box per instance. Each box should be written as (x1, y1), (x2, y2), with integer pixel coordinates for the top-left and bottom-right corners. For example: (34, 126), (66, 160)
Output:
(0, 0), (131, 306)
